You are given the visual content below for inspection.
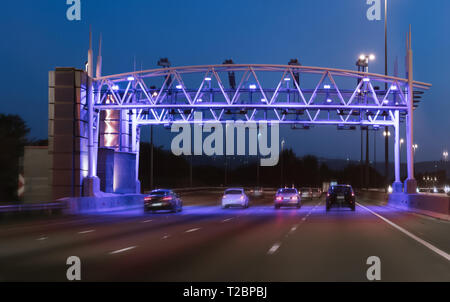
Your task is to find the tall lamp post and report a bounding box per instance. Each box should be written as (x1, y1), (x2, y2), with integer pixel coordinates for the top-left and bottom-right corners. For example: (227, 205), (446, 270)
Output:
(412, 143), (419, 179)
(383, 130), (391, 184)
(356, 54), (375, 188)
(400, 138), (404, 178)
(384, 0), (389, 192)
(281, 139), (285, 187)
(257, 133), (261, 187)
(154, 58), (172, 190)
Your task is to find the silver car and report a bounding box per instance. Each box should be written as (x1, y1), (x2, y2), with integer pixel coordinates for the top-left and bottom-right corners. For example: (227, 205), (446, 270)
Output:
(274, 188), (301, 209)
(311, 188), (322, 199)
(300, 187), (313, 200)
(222, 188), (249, 209)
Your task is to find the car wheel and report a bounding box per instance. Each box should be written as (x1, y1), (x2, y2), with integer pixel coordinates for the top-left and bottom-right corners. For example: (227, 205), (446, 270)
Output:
(297, 203), (301, 209)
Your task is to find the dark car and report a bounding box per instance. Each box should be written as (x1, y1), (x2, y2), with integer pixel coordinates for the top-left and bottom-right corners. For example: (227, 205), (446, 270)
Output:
(144, 189), (182, 213)
(274, 188), (301, 209)
(326, 185), (355, 211)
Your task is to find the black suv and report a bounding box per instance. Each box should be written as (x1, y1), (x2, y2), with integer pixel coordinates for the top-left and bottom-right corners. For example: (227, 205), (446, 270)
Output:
(326, 185), (355, 211)
(144, 189), (183, 213)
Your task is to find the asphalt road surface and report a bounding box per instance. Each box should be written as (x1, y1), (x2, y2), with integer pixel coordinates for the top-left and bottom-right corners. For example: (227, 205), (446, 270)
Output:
(0, 191), (449, 282)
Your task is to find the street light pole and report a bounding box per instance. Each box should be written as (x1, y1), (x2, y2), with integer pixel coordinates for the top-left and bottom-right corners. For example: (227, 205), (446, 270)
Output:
(281, 139), (285, 187)
(385, 0), (388, 84)
(356, 54), (375, 188)
(400, 138), (404, 178)
(150, 125), (154, 190)
(384, 0), (389, 192)
(257, 133), (261, 187)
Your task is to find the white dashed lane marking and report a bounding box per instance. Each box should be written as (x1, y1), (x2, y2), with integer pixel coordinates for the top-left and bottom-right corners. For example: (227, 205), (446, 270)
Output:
(290, 225), (299, 233)
(78, 230), (95, 234)
(267, 243), (281, 255)
(109, 246), (137, 255)
(185, 228), (201, 233)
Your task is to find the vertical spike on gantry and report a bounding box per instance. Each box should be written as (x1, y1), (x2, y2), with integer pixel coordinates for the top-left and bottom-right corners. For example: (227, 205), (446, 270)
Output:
(88, 26), (94, 77)
(404, 24), (416, 193)
(409, 25), (412, 50)
(394, 56), (398, 77)
(86, 26), (96, 181)
(96, 33), (102, 78)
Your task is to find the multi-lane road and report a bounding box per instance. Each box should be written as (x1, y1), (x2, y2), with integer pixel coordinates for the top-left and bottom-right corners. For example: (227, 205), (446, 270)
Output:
(0, 190), (449, 282)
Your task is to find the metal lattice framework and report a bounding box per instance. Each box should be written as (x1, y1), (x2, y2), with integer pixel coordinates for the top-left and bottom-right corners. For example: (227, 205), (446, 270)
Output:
(93, 64), (430, 128)
(80, 28), (430, 196)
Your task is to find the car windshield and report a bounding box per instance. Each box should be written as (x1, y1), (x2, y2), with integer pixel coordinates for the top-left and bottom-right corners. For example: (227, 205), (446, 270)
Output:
(278, 188), (297, 194)
(225, 189), (243, 195)
(330, 186), (351, 194)
(150, 190), (170, 196)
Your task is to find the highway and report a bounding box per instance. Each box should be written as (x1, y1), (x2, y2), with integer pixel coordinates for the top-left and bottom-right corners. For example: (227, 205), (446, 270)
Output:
(0, 191), (449, 282)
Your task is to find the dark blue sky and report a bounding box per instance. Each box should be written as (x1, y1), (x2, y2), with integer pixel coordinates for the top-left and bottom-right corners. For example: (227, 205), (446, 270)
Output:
(0, 0), (449, 162)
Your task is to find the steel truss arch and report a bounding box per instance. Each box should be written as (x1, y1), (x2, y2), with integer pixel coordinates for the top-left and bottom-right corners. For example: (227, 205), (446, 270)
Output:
(93, 64), (430, 128)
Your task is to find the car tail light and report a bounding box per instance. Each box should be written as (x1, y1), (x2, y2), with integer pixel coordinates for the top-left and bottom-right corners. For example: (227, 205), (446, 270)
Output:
(144, 197), (152, 201)
(326, 193), (330, 197)
(276, 196), (283, 201)
(351, 192), (355, 197)
(291, 196), (298, 201)
(240, 195), (245, 200)
(162, 196), (172, 201)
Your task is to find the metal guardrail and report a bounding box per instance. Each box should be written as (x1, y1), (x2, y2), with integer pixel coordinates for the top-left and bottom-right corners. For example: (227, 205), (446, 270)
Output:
(0, 202), (65, 213)
(146, 187), (281, 194)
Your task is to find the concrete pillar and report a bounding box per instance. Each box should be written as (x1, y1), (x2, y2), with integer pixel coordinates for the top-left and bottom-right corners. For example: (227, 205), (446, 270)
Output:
(49, 68), (91, 199)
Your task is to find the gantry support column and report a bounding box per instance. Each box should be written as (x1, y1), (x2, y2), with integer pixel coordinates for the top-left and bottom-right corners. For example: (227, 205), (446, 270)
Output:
(131, 110), (141, 193)
(404, 27), (417, 194)
(393, 110), (403, 193)
(82, 32), (100, 196)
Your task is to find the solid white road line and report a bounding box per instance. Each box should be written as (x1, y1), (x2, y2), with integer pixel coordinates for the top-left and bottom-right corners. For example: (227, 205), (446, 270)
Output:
(185, 228), (201, 233)
(141, 219), (153, 223)
(222, 218), (233, 223)
(109, 246), (137, 255)
(162, 235), (170, 240)
(78, 230), (95, 234)
(267, 243), (281, 255)
(36, 237), (47, 241)
(357, 203), (450, 262)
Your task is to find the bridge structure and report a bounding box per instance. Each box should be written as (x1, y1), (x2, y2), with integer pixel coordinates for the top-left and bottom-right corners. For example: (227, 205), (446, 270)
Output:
(48, 28), (430, 200)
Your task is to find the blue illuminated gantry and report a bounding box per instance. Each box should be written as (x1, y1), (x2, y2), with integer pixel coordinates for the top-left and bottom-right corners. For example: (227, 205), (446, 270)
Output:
(92, 64), (430, 127)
